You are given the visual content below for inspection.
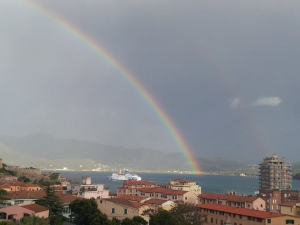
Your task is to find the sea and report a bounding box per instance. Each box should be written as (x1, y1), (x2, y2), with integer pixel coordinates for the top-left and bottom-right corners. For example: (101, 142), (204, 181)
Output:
(51, 171), (300, 196)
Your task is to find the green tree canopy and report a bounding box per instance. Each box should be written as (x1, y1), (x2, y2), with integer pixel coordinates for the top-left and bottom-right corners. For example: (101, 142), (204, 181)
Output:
(20, 215), (50, 225)
(36, 186), (64, 225)
(69, 198), (111, 225)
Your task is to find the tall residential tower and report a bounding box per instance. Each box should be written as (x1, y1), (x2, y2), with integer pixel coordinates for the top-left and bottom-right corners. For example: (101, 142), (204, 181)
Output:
(259, 154), (292, 190)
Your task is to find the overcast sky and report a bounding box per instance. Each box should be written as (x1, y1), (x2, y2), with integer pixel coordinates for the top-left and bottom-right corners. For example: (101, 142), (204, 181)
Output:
(1, 0), (300, 162)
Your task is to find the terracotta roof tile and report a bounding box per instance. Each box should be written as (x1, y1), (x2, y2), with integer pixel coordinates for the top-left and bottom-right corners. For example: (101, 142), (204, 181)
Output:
(198, 193), (260, 203)
(116, 195), (147, 202)
(109, 191), (117, 196)
(139, 188), (188, 195)
(55, 192), (82, 203)
(196, 203), (285, 219)
(21, 204), (49, 213)
(104, 198), (145, 209)
(3, 191), (46, 200)
(171, 179), (194, 183)
(144, 199), (170, 205)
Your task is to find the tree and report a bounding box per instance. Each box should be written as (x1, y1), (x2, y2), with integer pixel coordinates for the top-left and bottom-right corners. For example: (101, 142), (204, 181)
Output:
(144, 208), (177, 225)
(69, 198), (111, 225)
(111, 217), (121, 225)
(20, 215), (50, 225)
(170, 201), (206, 225)
(144, 202), (206, 225)
(0, 189), (8, 205)
(36, 186), (64, 225)
(132, 216), (147, 225)
(121, 218), (137, 225)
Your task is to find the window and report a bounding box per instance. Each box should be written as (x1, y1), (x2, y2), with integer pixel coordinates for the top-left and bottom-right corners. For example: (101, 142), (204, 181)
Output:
(247, 204), (250, 208)
(124, 209), (127, 214)
(267, 219), (271, 224)
(257, 218), (262, 222)
(261, 204), (263, 207)
(221, 220), (223, 225)
(210, 210), (214, 214)
(234, 223), (237, 225)
(211, 218), (213, 223)
(220, 211), (224, 215)
(248, 216), (251, 220)
(8, 215), (13, 220)
(239, 215), (242, 219)
(100, 200), (102, 203)
(112, 208), (115, 214)
(185, 197), (187, 200)
(286, 220), (295, 224)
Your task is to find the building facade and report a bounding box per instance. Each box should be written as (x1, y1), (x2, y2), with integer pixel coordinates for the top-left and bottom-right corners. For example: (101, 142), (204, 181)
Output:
(117, 180), (157, 196)
(198, 193), (266, 211)
(166, 179), (201, 196)
(259, 154), (292, 190)
(64, 176), (109, 199)
(197, 203), (300, 225)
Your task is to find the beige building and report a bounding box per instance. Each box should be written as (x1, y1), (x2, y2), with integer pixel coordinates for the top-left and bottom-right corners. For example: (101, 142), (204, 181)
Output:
(197, 203), (300, 225)
(97, 198), (150, 223)
(280, 202), (300, 217)
(198, 193), (266, 211)
(137, 187), (198, 204)
(259, 154), (292, 190)
(166, 179), (201, 196)
(117, 180), (157, 197)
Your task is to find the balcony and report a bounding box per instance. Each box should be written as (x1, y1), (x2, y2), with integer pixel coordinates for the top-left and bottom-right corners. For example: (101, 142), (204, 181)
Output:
(80, 188), (97, 192)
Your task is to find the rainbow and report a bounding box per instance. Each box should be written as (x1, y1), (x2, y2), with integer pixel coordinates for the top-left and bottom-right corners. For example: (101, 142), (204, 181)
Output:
(21, 0), (201, 173)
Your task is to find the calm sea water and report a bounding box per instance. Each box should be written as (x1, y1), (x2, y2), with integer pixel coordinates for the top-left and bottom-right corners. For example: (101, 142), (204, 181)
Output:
(51, 171), (300, 196)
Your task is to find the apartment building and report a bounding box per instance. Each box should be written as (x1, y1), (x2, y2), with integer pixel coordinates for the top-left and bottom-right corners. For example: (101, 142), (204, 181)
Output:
(197, 203), (300, 225)
(259, 154), (292, 190)
(137, 187), (198, 204)
(97, 197), (150, 223)
(117, 180), (157, 196)
(64, 176), (109, 199)
(166, 179), (201, 196)
(280, 202), (300, 217)
(198, 193), (266, 211)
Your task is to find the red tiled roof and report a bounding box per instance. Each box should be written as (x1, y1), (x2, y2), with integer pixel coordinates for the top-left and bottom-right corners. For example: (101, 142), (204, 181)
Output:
(144, 199), (170, 205)
(21, 204), (49, 213)
(104, 198), (145, 209)
(2, 191), (46, 200)
(196, 203), (285, 219)
(139, 188), (187, 195)
(279, 202), (300, 207)
(116, 195), (147, 202)
(198, 193), (260, 203)
(109, 191), (117, 196)
(123, 180), (157, 186)
(171, 179), (193, 183)
(55, 192), (82, 203)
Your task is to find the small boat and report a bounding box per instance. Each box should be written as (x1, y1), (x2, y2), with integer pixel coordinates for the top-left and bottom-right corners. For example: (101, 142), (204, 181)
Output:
(109, 170), (141, 181)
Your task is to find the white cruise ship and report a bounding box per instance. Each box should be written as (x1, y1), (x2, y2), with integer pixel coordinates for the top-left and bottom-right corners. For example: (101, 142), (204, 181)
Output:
(109, 170), (141, 181)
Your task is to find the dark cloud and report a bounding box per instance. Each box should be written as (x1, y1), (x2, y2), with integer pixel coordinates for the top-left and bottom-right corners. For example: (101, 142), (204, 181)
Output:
(0, 0), (299, 162)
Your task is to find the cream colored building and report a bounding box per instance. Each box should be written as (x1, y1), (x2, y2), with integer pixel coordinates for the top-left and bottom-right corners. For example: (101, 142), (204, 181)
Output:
(137, 187), (198, 204)
(198, 192), (266, 211)
(166, 179), (201, 196)
(97, 198), (150, 223)
(197, 203), (300, 225)
(280, 202), (300, 217)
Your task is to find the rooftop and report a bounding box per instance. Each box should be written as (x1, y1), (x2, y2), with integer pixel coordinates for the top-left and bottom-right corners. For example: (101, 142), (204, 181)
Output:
(21, 204), (49, 213)
(198, 193), (260, 203)
(104, 198), (145, 209)
(196, 203), (286, 219)
(139, 187), (188, 195)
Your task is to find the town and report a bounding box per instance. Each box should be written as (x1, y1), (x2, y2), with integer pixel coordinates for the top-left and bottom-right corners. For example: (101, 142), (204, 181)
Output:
(0, 154), (297, 224)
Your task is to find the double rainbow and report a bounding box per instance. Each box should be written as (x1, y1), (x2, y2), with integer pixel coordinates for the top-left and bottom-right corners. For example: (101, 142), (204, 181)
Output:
(22, 0), (201, 173)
